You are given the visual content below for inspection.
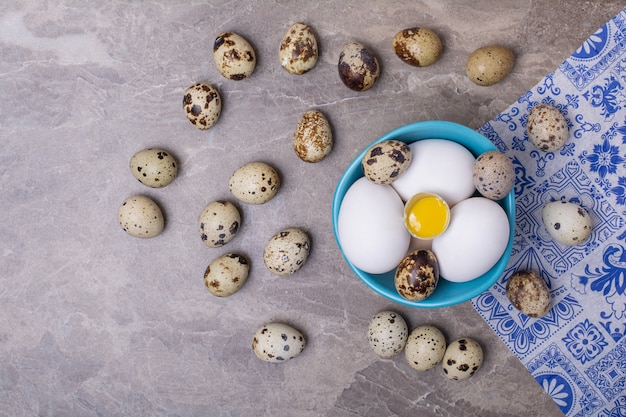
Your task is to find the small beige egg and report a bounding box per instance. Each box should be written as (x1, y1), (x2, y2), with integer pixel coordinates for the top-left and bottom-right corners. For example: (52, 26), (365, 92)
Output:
(213, 32), (256, 81)
(204, 253), (250, 297)
(229, 162), (281, 205)
(293, 110), (333, 163)
(395, 250), (439, 302)
(252, 322), (306, 363)
(506, 270), (550, 318)
(183, 82), (222, 130)
(392, 28), (443, 67)
(279, 22), (318, 75)
(405, 325), (446, 372)
(130, 148), (178, 188)
(527, 104), (569, 152)
(542, 200), (592, 245)
(466, 45), (514, 86)
(118, 195), (164, 238)
(338, 42), (380, 92)
(367, 311), (409, 359)
(472, 150), (515, 200)
(263, 228), (311, 276)
(442, 338), (483, 381)
(198, 201), (241, 248)
(362, 140), (413, 185)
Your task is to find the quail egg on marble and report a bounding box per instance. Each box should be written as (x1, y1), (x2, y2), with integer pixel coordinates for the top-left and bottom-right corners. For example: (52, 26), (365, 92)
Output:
(542, 200), (592, 245)
(506, 270), (550, 318)
(472, 150), (515, 200)
(466, 45), (514, 86)
(362, 140), (413, 185)
(527, 103), (569, 152)
(293, 110), (333, 163)
(204, 253), (249, 297)
(229, 162), (281, 205)
(392, 28), (443, 67)
(395, 249), (439, 302)
(252, 322), (306, 363)
(213, 32), (256, 81)
(118, 195), (164, 238)
(183, 82), (222, 130)
(405, 325), (446, 372)
(367, 311), (409, 359)
(263, 228), (311, 276)
(279, 22), (318, 75)
(130, 148), (178, 188)
(338, 42), (380, 91)
(198, 201), (241, 248)
(442, 338), (483, 381)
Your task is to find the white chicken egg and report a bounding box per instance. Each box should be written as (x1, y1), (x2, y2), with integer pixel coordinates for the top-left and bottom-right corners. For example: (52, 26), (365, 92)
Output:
(431, 197), (509, 283)
(391, 139), (476, 206)
(337, 177), (410, 274)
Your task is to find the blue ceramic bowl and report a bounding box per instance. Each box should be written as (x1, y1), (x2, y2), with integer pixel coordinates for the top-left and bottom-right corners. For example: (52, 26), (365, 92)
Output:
(332, 121), (515, 308)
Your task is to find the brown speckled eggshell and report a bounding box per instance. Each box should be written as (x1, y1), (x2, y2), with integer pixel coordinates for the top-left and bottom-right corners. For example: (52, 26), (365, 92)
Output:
(213, 32), (256, 81)
(338, 42), (380, 92)
(183, 82), (222, 130)
(130, 148), (178, 188)
(472, 150), (515, 200)
(118, 195), (164, 238)
(405, 325), (446, 372)
(442, 338), (483, 381)
(279, 22), (318, 75)
(263, 228), (311, 275)
(293, 110), (333, 163)
(392, 28), (442, 67)
(527, 104), (569, 152)
(362, 140), (412, 185)
(229, 162), (281, 205)
(395, 249), (439, 301)
(204, 253), (249, 297)
(506, 270), (550, 318)
(542, 200), (592, 245)
(466, 45), (514, 86)
(198, 201), (241, 247)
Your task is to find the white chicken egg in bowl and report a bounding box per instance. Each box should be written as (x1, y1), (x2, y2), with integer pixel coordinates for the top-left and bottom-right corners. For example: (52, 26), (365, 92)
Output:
(332, 121), (515, 308)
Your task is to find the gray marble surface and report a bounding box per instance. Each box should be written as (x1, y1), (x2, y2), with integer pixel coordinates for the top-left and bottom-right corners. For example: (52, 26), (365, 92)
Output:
(1, 1), (624, 416)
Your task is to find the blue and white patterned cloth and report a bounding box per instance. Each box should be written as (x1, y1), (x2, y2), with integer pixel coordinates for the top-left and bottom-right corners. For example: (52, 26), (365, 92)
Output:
(472, 9), (626, 417)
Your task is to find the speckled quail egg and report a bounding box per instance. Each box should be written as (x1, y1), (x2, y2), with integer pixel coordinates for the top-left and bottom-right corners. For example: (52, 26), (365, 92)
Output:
(213, 32), (256, 81)
(442, 338), (483, 381)
(392, 28), (443, 67)
(405, 325), (446, 372)
(183, 82), (222, 130)
(506, 270), (550, 318)
(367, 311), (409, 359)
(279, 22), (318, 75)
(118, 195), (164, 238)
(204, 253), (249, 297)
(293, 110), (333, 163)
(395, 250), (439, 302)
(472, 150), (515, 200)
(338, 42), (380, 92)
(362, 140), (413, 185)
(129, 148), (178, 188)
(252, 322), (306, 363)
(198, 201), (241, 248)
(229, 162), (281, 205)
(542, 200), (592, 245)
(466, 45), (514, 86)
(527, 104), (569, 152)
(263, 228), (311, 276)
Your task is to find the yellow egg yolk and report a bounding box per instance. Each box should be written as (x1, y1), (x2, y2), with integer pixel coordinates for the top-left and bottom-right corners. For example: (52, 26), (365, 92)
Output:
(404, 194), (450, 239)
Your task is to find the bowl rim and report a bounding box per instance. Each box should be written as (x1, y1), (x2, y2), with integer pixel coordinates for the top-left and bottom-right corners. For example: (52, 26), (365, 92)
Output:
(332, 120), (516, 308)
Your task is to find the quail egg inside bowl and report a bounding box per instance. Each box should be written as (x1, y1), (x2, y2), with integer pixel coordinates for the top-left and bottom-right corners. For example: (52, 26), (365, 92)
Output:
(332, 121), (515, 308)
